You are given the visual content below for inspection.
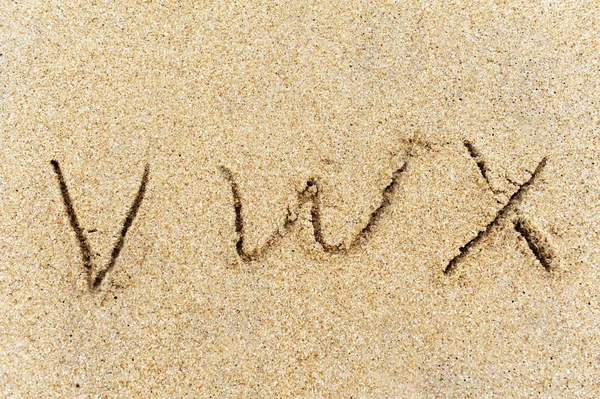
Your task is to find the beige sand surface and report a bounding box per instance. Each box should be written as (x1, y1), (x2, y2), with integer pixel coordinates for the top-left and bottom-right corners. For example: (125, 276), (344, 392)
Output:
(1, 1), (600, 397)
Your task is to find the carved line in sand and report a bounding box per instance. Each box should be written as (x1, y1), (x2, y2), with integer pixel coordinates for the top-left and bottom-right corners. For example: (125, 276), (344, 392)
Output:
(50, 144), (554, 290)
(51, 160), (149, 290)
(444, 153), (553, 274)
(219, 161), (408, 262)
(221, 144), (555, 272)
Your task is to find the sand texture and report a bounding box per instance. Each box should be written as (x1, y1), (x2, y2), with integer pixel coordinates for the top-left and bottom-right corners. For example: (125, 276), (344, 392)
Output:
(1, 1), (600, 397)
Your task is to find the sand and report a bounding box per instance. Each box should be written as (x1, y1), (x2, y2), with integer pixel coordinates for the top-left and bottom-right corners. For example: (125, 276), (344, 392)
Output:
(1, 1), (600, 397)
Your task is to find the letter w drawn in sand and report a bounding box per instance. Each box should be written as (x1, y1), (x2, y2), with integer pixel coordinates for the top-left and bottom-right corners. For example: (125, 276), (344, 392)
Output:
(51, 160), (149, 290)
(220, 162), (408, 262)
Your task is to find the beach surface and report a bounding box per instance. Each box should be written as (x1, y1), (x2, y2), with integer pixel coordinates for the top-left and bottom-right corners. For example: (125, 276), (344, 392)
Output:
(1, 1), (600, 397)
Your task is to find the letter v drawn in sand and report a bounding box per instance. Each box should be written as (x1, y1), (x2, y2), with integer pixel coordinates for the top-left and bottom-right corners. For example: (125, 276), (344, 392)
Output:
(51, 160), (149, 290)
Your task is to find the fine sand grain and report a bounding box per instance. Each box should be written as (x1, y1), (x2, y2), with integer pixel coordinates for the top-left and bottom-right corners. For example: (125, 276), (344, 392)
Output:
(1, 1), (600, 397)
